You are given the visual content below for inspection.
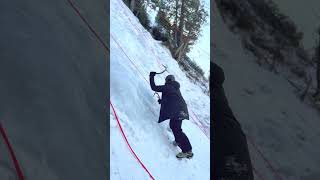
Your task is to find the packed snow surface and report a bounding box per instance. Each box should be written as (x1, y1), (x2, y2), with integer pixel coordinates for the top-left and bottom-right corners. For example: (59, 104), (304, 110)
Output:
(110, 0), (210, 179)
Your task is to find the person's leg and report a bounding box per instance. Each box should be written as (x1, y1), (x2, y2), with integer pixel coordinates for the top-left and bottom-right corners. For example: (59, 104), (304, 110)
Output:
(169, 119), (192, 152)
(215, 118), (253, 179)
(169, 119), (178, 143)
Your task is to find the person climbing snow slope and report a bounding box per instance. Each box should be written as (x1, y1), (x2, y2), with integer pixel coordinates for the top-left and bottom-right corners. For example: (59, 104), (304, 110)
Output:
(149, 72), (193, 159)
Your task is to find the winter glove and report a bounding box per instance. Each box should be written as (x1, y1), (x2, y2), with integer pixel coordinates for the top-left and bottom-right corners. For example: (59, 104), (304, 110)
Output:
(149, 72), (156, 77)
(158, 99), (162, 104)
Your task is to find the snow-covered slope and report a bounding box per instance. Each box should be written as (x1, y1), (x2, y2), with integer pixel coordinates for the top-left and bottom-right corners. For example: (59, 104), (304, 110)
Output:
(110, 0), (210, 179)
(213, 1), (320, 179)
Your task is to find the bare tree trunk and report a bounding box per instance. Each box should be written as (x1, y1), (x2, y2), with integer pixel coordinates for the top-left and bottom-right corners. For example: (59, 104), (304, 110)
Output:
(130, 0), (136, 11)
(174, 0), (179, 47)
(174, 42), (185, 59)
(178, 0), (185, 47)
(174, 38), (189, 61)
(178, 42), (188, 61)
(135, 3), (145, 17)
(301, 75), (312, 101)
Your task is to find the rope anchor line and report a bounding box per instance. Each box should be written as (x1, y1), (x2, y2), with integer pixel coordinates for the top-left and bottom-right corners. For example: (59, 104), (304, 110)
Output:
(110, 102), (155, 180)
(0, 123), (25, 180)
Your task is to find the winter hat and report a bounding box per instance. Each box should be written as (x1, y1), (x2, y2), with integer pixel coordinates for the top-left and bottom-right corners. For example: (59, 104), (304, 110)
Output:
(165, 75), (175, 82)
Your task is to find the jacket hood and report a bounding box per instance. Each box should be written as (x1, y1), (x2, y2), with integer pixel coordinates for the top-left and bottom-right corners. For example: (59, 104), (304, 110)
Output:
(166, 80), (180, 89)
(212, 62), (225, 86)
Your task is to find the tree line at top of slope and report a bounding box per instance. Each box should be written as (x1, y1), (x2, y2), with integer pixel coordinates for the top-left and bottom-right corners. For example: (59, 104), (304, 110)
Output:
(215, 0), (320, 109)
(122, 0), (210, 95)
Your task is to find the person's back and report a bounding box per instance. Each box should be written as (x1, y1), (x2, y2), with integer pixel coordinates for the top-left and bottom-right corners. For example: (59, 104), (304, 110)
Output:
(212, 62), (254, 180)
(150, 73), (189, 123)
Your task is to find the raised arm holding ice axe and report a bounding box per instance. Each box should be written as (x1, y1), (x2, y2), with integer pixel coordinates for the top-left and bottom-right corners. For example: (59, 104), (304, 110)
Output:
(149, 68), (193, 159)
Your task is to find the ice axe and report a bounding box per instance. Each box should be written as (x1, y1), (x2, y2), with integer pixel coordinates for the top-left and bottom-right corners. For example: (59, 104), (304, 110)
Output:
(154, 92), (162, 104)
(152, 65), (167, 102)
(154, 92), (160, 99)
(155, 65), (168, 74)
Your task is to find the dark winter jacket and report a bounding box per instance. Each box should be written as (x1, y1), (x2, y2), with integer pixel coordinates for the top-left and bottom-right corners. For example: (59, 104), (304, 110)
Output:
(212, 62), (240, 127)
(211, 62), (254, 180)
(149, 75), (189, 123)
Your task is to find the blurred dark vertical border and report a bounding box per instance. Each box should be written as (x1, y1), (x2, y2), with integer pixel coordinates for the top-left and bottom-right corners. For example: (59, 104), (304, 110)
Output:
(0, 0), (110, 179)
(106, 0), (110, 179)
(210, 0), (214, 178)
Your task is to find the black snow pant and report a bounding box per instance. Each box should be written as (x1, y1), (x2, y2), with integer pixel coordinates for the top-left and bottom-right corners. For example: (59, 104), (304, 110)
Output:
(214, 118), (254, 180)
(169, 118), (192, 153)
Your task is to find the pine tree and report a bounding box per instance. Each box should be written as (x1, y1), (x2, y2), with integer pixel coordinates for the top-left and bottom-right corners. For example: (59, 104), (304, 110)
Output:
(154, 0), (208, 61)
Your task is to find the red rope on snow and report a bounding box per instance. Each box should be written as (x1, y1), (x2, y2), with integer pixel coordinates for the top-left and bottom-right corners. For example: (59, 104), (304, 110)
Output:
(247, 136), (284, 180)
(111, 34), (149, 84)
(120, 8), (282, 179)
(113, 3), (274, 180)
(114, 2), (283, 180)
(67, 2), (155, 178)
(0, 123), (25, 180)
(67, 0), (109, 52)
(117, 11), (211, 139)
(110, 102), (155, 180)
(114, 2), (278, 179)
(189, 110), (210, 139)
(111, 33), (210, 141)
